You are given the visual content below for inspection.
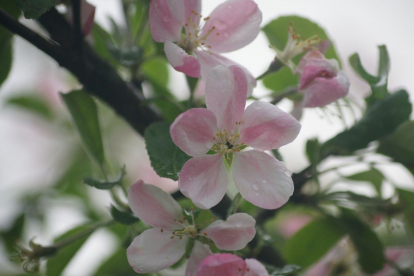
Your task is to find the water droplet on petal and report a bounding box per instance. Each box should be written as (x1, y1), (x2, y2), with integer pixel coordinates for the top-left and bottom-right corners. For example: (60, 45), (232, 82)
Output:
(206, 141), (214, 149)
(255, 192), (260, 197)
(262, 178), (268, 184)
(252, 184), (259, 191)
(236, 222), (243, 228)
(228, 4), (233, 9)
(254, 104), (262, 110)
(188, 177), (193, 181)
(284, 170), (292, 177)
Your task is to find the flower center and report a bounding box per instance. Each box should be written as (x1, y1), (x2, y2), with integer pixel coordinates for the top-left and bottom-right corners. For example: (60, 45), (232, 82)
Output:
(210, 122), (247, 164)
(180, 10), (217, 54)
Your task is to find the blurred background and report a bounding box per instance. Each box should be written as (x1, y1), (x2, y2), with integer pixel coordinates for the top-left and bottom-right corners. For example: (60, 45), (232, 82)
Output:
(0, 0), (413, 275)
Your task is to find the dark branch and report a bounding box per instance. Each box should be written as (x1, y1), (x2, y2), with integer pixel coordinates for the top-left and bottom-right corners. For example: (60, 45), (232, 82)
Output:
(0, 8), (162, 135)
(71, 0), (83, 53)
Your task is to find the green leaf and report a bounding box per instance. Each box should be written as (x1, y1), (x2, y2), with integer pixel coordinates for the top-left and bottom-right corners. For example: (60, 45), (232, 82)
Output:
(7, 95), (53, 119)
(262, 15), (341, 65)
(227, 193), (243, 217)
(344, 168), (384, 196)
(0, 38), (12, 88)
(110, 205), (139, 225)
(377, 121), (414, 174)
(321, 90), (412, 156)
(46, 224), (92, 276)
(83, 166), (126, 190)
(61, 89), (105, 165)
(144, 121), (191, 181)
(283, 217), (346, 269)
(269, 264), (301, 275)
(262, 67), (298, 94)
(305, 138), (320, 165)
(141, 57), (169, 87)
(341, 211), (385, 273)
(94, 247), (141, 276)
(15, 0), (56, 19)
(349, 45), (390, 100)
(0, 213), (25, 254)
(397, 189), (414, 236)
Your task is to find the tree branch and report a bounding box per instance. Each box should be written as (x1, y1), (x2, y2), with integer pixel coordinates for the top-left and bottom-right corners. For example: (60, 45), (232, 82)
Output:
(0, 8), (162, 135)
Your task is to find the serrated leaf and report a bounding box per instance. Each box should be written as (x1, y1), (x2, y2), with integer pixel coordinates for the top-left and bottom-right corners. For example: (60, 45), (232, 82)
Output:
(377, 120), (414, 174)
(283, 217), (346, 269)
(262, 67), (298, 94)
(7, 95), (53, 119)
(341, 211), (385, 273)
(110, 205), (139, 225)
(83, 166), (126, 190)
(262, 15), (341, 66)
(144, 121), (191, 181)
(46, 224), (92, 276)
(349, 45), (389, 100)
(344, 168), (384, 196)
(321, 90), (412, 156)
(61, 89), (105, 165)
(15, 0), (56, 19)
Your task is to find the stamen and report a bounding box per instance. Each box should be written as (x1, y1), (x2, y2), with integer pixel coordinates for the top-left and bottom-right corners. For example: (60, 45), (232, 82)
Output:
(170, 236), (174, 239)
(203, 233), (208, 236)
(161, 228), (164, 232)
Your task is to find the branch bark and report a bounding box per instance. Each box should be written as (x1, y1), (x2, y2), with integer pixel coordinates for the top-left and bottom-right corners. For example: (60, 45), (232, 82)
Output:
(0, 8), (162, 135)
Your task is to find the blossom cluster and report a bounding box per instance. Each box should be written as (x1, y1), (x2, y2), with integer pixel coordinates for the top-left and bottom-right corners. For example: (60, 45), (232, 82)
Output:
(126, 0), (350, 274)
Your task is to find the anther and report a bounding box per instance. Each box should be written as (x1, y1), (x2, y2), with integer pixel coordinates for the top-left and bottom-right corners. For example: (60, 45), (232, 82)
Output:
(247, 268), (250, 271)
(216, 33), (220, 35)
(238, 268), (242, 272)
(203, 233), (208, 236)
(179, 220), (184, 223)
(204, 16), (210, 21)
(180, 236), (183, 240)
(161, 228), (164, 232)
(190, 207), (194, 211)
(170, 236), (174, 239)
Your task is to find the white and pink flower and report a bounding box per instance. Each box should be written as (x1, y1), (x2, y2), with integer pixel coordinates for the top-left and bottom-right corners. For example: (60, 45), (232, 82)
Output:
(196, 253), (269, 276)
(292, 50), (350, 119)
(126, 180), (256, 274)
(149, 0), (261, 93)
(170, 65), (301, 210)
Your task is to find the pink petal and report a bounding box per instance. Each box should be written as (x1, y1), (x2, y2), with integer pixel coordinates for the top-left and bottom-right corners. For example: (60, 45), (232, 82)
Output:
(185, 241), (212, 276)
(205, 65), (247, 133)
(202, 213), (256, 251)
(245, 259), (269, 276)
(164, 41), (201, 78)
(183, 0), (202, 35)
(200, 0), (262, 53)
(149, 0), (184, 42)
(296, 50), (326, 74)
(179, 154), (228, 209)
(232, 150), (294, 209)
(301, 71), (350, 108)
(170, 108), (217, 157)
(127, 228), (188, 273)
(195, 50), (256, 96)
(197, 253), (247, 276)
(239, 101), (301, 151)
(80, 0), (95, 35)
(128, 180), (183, 230)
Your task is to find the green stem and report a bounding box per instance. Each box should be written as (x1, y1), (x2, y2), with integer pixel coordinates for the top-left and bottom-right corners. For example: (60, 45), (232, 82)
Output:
(256, 58), (284, 80)
(54, 220), (115, 249)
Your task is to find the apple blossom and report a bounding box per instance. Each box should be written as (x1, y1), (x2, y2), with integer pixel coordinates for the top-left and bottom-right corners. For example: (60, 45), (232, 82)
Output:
(149, 0), (261, 93)
(196, 253), (269, 276)
(126, 180), (256, 274)
(272, 24), (321, 71)
(291, 50), (350, 119)
(170, 65), (301, 209)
